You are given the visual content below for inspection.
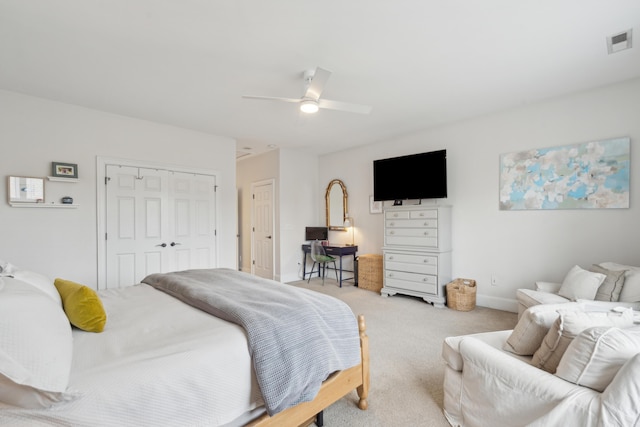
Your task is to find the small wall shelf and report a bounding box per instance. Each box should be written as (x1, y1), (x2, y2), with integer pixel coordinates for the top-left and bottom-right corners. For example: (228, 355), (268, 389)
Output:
(47, 176), (79, 183)
(9, 203), (79, 209)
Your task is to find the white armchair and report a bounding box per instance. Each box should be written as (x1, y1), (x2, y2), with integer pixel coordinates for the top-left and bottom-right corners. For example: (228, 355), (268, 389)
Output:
(516, 263), (640, 319)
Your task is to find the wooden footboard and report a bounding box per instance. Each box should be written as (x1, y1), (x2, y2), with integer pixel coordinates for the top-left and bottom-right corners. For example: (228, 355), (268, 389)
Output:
(247, 314), (370, 427)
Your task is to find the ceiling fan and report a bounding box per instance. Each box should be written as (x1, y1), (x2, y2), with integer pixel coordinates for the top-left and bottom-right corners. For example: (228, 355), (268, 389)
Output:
(242, 67), (372, 115)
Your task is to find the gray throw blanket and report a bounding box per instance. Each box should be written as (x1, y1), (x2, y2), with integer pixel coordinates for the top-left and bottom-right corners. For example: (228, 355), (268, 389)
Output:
(142, 268), (361, 416)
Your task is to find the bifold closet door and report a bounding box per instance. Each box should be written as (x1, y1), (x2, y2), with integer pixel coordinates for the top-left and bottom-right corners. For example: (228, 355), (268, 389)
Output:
(168, 171), (217, 272)
(105, 166), (170, 288)
(105, 166), (217, 289)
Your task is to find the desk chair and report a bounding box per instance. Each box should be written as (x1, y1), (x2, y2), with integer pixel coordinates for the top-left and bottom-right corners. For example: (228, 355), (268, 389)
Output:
(308, 240), (338, 285)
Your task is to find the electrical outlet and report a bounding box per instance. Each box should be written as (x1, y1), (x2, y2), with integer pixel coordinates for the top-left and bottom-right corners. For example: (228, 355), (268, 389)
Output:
(491, 275), (499, 286)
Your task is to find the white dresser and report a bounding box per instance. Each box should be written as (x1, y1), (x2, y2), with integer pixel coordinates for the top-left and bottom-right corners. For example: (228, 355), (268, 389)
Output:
(381, 205), (452, 307)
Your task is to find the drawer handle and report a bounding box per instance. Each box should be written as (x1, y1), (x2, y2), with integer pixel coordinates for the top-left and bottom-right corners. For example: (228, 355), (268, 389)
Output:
(423, 259), (429, 263)
(419, 213), (425, 217)
(423, 278), (428, 282)
(390, 222), (395, 226)
(388, 256), (394, 260)
(393, 213), (399, 217)
(390, 231), (395, 235)
(423, 231), (429, 236)
(424, 222), (428, 226)
(388, 273), (394, 277)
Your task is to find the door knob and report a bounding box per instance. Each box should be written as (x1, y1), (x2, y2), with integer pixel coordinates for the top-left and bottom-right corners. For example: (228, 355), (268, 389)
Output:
(156, 243), (167, 248)
(266, 235), (272, 239)
(170, 242), (182, 247)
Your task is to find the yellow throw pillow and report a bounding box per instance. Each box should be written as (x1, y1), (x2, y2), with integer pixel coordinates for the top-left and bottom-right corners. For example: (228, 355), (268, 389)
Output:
(54, 278), (107, 333)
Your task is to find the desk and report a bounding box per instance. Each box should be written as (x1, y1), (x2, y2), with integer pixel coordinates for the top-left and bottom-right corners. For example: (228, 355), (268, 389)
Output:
(302, 244), (358, 287)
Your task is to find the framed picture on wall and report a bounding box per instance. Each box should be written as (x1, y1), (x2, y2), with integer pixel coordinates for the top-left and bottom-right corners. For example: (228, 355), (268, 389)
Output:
(52, 162), (78, 179)
(369, 195), (383, 214)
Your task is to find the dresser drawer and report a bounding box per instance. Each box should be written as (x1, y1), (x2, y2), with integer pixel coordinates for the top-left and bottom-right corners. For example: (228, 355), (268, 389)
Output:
(386, 235), (438, 247)
(385, 210), (410, 219)
(386, 228), (437, 238)
(410, 209), (437, 219)
(385, 272), (437, 295)
(385, 219), (437, 228)
(385, 252), (438, 274)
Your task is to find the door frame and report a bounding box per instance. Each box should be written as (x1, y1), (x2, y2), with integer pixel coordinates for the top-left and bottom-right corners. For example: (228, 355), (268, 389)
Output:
(96, 156), (221, 289)
(250, 179), (275, 278)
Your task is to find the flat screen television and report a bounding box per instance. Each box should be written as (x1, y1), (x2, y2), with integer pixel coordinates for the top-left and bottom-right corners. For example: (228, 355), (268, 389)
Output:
(305, 226), (328, 241)
(373, 149), (447, 202)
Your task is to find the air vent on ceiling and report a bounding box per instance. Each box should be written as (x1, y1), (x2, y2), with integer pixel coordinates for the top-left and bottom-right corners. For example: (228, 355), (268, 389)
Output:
(607, 29), (633, 54)
(236, 151), (252, 159)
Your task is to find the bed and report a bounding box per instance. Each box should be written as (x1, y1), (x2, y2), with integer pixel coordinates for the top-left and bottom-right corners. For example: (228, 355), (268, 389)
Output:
(0, 265), (369, 426)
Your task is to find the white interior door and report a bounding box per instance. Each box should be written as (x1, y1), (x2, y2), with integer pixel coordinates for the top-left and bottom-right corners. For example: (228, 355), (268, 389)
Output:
(169, 171), (217, 272)
(104, 164), (218, 289)
(105, 166), (170, 288)
(251, 180), (274, 280)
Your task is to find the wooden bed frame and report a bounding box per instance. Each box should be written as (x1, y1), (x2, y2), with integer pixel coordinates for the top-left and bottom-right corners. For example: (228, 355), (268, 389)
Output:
(248, 314), (370, 427)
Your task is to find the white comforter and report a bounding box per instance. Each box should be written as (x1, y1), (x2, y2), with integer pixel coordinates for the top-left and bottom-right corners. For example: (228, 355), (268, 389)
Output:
(0, 284), (264, 426)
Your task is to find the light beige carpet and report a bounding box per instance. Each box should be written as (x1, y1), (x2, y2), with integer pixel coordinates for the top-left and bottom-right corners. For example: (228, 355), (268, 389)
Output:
(287, 279), (518, 427)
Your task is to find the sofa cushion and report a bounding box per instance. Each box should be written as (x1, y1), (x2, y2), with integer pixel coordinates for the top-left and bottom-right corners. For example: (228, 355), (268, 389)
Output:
(517, 288), (571, 309)
(591, 264), (626, 302)
(532, 309), (634, 373)
(599, 262), (640, 303)
(443, 330), (514, 371)
(556, 325), (640, 392)
(557, 265), (605, 301)
(505, 302), (583, 356)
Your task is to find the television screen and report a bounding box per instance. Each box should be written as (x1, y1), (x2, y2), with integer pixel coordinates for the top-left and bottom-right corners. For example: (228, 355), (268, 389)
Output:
(373, 149), (447, 201)
(305, 226), (328, 241)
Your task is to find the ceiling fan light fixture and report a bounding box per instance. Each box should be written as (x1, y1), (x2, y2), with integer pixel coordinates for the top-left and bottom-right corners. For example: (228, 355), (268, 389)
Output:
(300, 99), (319, 114)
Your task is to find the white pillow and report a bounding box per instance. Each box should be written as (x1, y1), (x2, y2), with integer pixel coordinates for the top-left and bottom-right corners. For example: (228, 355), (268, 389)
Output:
(11, 269), (62, 305)
(504, 302), (583, 355)
(599, 262), (640, 303)
(557, 265), (606, 301)
(591, 264), (626, 302)
(531, 308), (634, 373)
(556, 325), (640, 392)
(0, 277), (75, 408)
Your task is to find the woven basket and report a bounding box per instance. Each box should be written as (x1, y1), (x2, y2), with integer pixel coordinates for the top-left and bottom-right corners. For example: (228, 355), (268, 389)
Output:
(446, 279), (477, 311)
(358, 254), (383, 293)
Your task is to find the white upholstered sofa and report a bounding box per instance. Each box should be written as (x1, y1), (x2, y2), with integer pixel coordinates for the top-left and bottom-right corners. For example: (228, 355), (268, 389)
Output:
(517, 262), (640, 318)
(443, 262), (640, 427)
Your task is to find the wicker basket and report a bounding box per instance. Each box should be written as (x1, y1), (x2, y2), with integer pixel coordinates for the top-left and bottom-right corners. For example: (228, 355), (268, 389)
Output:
(446, 279), (477, 311)
(358, 254), (383, 293)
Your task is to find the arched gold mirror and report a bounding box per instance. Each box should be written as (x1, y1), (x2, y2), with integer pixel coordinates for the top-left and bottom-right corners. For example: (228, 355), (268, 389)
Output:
(325, 179), (348, 230)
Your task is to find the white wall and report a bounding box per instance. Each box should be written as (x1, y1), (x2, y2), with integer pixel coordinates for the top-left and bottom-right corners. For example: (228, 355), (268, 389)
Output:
(279, 149), (319, 283)
(319, 78), (640, 311)
(0, 90), (237, 288)
(236, 148), (319, 283)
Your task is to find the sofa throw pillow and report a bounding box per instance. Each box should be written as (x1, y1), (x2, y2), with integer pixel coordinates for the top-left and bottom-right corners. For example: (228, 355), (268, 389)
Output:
(599, 262), (640, 303)
(556, 325), (640, 392)
(0, 277), (75, 408)
(504, 302), (583, 355)
(54, 278), (107, 333)
(531, 308), (634, 373)
(557, 265), (606, 301)
(591, 264), (626, 302)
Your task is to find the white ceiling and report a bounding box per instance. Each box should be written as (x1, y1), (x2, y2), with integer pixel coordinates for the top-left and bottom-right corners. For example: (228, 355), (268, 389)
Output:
(1, 1), (639, 158)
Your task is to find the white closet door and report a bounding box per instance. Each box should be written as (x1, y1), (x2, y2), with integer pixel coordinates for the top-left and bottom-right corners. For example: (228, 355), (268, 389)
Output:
(168, 172), (217, 272)
(105, 166), (170, 288)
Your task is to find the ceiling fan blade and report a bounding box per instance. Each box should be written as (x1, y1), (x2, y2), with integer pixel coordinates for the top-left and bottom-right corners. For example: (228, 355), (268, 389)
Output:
(318, 99), (372, 115)
(242, 95), (301, 104)
(304, 67), (332, 100)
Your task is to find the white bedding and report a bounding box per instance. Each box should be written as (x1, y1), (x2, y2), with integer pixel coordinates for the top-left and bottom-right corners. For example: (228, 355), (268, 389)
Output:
(0, 284), (264, 426)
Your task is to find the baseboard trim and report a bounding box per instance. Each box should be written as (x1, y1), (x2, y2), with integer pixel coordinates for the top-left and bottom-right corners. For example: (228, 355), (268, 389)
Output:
(476, 294), (518, 313)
